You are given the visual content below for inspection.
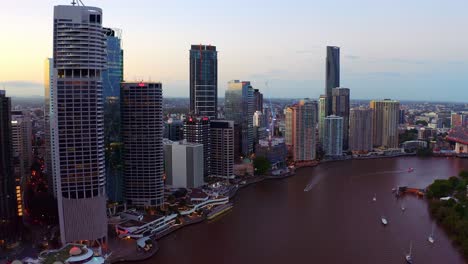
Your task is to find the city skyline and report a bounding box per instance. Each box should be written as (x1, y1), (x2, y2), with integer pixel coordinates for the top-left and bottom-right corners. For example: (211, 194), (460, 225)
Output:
(1, 0), (468, 102)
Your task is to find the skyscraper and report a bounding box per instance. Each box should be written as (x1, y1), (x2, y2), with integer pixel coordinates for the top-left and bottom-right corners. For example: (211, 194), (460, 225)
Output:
(184, 116), (211, 178)
(189, 45), (218, 119)
(318, 95), (327, 145)
(324, 115), (343, 156)
(285, 99), (317, 161)
(102, 28), (123, 99)
(0, 90), (17, 243)
(253, 89), (263, 112)
(52, 5), (107, 244)
(349, 108), (374, 152)
(121, 82), (164, 207)
(44, 58), (56, 197)
(332, 87), (350, 150)
(253, 110), (267, 142)
(225, 80), (254, 158)
(370, 99), (400, 148)
(325, 46), (340, 116)
(11, 111), (32, 219)
(210, 120), (234, 178)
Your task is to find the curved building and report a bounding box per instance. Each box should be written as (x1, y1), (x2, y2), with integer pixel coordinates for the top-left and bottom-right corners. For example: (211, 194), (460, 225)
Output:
(52, 5), (107, 244)
(121, 82), (164, 207)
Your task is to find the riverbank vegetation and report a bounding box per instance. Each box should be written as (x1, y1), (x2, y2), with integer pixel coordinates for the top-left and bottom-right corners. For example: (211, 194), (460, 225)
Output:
(427, 170), (468, 258)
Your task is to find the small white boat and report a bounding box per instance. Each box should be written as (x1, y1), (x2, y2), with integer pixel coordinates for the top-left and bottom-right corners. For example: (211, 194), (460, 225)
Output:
(405, 241), (413, 263)
(381, 217), (388, 225)
(373, 193), (377, 202)
(401, 206), (406, 211)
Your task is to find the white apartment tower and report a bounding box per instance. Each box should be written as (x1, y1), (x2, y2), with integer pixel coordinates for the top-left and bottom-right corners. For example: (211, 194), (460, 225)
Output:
(52, 5), (107, 244)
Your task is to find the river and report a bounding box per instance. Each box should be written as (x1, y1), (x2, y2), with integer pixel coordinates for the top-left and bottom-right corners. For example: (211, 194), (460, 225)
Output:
(144, 157), (468, 264)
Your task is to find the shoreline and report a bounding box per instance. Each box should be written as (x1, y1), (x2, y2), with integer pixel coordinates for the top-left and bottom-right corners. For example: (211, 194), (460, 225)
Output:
(114, 154), (465, 263)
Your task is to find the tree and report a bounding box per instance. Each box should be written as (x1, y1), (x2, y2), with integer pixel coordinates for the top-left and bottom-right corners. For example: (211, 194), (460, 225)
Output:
(253, 156), (271, 175)
(459, 170), (468, 180)
(427, 179), (453, 198)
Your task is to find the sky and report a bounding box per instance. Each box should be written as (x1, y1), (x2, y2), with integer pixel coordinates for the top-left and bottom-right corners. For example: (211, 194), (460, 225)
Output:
(1, 0), (468, 102)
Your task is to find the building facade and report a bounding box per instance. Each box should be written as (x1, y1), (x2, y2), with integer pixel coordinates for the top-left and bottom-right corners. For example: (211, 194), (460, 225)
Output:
(318, 95), (327, 145)
(331, 88), (350, 150)
(189, 44), (218, 119)
(370, 99), (400, 148)
(285, 99), (317, 161)
(184, 116), (210, 178)
(164, 119), (184, 141)
(253, 89), (263, 112)
(210, 120), (234, 178)
(11, 111), (32, 220)
(324, 115), (343, 156)
(0, 90), (17, 243)
(325, 46), (340, 116)
(164, 140), (204, 188)
(52, 5), (107, 244)
(256, 137), (288, 170)
(44, 58), (56, 197)
(349, 108), (373, 152)
(102, 28), (123, 99)
(225, 80), (254, 158)
(121, 82), (164, 207)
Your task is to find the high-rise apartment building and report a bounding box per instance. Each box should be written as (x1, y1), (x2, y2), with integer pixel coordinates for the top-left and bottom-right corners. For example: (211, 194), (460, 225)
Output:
(11, 112), (32, 177)
(253, 89), (263, 112)
(225, 80), (254, 157)
(324, 115), (343, 156)
(285, 99), (317, 161)
(164, 140), (204, 188)
(184, 116), (210, 178)
(210, 120), (234, 178)
(318, 95), (327, 145)
(325, 46), (340, 116)
(121, 82), (164, 207)
(331, 88), (350, 150)
(44, 58), (56, 197)
(349, 108), (373, 152)
(0, 90), (17, 243)
(11, 111), (32, 219)
(253, 111), (267, 142)
(52, 5), (107, 244)
(399, 109), (406, 124)
(285, 107), (293, 146)
(370, 99), (400, 149)
(102, 28), (123, 99)
(189, 44), (218, 119)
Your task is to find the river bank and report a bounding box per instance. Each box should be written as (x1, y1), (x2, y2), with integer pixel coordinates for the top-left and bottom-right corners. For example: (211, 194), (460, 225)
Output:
(146, 157), (468, 264)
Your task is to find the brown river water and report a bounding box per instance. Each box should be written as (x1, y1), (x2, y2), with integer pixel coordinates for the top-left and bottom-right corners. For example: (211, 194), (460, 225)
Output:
(143, 157), (468, 264)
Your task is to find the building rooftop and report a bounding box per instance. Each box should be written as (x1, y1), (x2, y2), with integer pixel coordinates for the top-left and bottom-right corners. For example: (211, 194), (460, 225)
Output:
(447, 126), (468, 145)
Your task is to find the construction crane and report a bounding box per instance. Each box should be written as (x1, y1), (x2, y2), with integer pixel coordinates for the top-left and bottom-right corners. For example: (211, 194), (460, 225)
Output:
(71, 0), (85, 6)
(265, 81), (276, 139)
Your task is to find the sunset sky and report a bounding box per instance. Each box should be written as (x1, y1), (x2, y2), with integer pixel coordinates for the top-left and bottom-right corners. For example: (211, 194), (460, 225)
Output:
(1, 0), (467, 101)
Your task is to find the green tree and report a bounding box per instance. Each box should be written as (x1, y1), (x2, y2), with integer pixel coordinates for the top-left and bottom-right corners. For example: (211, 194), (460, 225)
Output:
(459, 170), (468, 179)
(253, 156), (271, 175)
(427, 179), (453, 198)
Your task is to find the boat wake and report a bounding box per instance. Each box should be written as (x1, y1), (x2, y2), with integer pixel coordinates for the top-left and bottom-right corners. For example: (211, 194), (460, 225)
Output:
(304, 174), (324, 192)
